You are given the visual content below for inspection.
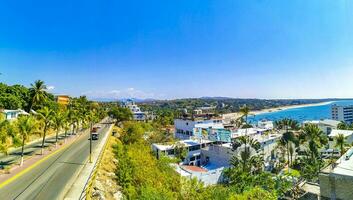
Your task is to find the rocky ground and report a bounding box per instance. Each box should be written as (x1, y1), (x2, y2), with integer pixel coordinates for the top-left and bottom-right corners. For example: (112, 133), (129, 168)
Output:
(91, 131), (122, 200)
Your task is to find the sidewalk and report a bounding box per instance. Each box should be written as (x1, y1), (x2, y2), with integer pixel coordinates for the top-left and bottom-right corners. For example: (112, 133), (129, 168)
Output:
(0, 131), (70, 158)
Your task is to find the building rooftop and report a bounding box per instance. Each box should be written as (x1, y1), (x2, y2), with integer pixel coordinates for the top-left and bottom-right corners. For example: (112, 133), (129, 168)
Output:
(231, 128), (268, 138)
(330, 147), (353, 177)
(152, 139), (213, 151)
(329, 129), (353, 138)
(2, 109), (29, 115)
(304, 119), (341, 127)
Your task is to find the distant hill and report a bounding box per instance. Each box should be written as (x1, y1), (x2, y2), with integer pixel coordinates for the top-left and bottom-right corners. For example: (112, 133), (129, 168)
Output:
(138, 97), (353, 113)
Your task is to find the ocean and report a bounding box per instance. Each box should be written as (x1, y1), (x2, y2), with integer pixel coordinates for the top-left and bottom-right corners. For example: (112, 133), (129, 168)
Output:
(249, 100), (353, 124)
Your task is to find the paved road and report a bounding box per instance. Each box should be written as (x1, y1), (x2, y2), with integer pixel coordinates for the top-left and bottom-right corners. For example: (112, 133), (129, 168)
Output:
(0, 122), (112, 200)
(0, 132), (74, 168)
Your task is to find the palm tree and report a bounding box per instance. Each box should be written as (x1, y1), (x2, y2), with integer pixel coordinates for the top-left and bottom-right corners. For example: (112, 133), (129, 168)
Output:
(231, 136), (261, 173)
(29, 80), (48, 111)
(52, 111), (64, 148)
(275, 119), (299, 167)
(62, 110), (70, 142)
(335, 133), (347, 156)
(17, 116), (37, 166)
(275, 118), (299, 133)
(37, 107), (54, 155)
(280, 131), (296, 167)
(239, 105), (250, 127)
(337, 122), (348, 130)
(301, 124), (328, 159)
(300, 124), (328, 179)
(67, 108), (77, 135)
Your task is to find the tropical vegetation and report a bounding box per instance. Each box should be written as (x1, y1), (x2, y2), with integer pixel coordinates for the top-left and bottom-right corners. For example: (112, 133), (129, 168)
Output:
(0, 81), (106, 168)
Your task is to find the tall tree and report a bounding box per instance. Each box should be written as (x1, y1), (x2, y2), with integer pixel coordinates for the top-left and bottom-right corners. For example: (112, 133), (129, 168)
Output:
(37, 107), (54, 155)
(0, 116), (12, 155)
(52, 111), (64, 147)
(337, 122), (348, 130)
(239, 105), (250, 127)
(231, 136), (261, 173)
(29, 80), (47, 111)
(275, 119), (300, 167)
(300, 124), (328, 180)
(17, 116), (37, 166)
(335, 133), (347, 156)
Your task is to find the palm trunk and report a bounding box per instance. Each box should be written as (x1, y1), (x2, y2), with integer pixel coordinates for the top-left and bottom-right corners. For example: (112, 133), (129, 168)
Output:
(55, 129), (59, 148)
(20, 136), (25, 166)
(41, 125), (47, 155)
(287, 143), (290, 168)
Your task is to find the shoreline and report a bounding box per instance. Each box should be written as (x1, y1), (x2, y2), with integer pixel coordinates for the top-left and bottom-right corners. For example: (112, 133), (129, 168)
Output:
(250, 101), (334, 116)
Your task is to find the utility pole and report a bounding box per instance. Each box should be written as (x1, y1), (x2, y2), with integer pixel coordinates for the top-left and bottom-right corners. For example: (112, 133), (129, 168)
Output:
(89, 121), (93, 163)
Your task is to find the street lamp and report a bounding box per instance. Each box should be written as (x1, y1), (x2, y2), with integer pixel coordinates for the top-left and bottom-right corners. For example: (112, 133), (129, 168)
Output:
(89, 121), (93, 163)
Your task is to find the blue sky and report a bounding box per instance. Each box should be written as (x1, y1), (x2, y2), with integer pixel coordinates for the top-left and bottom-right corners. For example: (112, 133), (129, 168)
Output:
(1, 0), (353, 100)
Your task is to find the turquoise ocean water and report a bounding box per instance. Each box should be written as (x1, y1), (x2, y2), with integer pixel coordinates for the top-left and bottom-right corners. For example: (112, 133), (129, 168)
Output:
(249, 100), (353, 124)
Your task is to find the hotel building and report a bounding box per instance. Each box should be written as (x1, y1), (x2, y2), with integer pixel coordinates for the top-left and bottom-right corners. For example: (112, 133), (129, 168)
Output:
(331, 104), (353, 124)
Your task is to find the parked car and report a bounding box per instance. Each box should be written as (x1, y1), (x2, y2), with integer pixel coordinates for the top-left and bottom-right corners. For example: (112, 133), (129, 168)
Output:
(91, 132), (99, 140)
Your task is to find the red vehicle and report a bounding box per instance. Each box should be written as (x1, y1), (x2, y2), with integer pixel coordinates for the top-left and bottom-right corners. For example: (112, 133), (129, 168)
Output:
(92, 127), (98, 133)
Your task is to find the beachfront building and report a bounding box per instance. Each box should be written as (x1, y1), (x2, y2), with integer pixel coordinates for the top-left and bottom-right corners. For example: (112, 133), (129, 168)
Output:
(174, 117), (223, 139)
(303, 119), (341, 135)
(154, 120), (280, 185)
(1, 109), (29, 121)
(319, 147), (353, 200)
(121, 99), (146, 121)
(331, 104), (353, 124)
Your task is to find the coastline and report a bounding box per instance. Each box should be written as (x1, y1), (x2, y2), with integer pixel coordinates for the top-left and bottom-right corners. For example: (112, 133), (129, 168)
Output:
(250, 101), (334, 116)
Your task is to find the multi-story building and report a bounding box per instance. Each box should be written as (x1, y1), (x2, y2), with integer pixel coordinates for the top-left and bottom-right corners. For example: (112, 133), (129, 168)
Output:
(174, 117), (223, 139)
(331, 104), (353, 124)
(121, 99), (146, 121)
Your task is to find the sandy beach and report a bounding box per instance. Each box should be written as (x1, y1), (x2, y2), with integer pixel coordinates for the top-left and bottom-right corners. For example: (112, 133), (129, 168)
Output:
(250, 101), (334, 116)
(222, 101), (334, 122)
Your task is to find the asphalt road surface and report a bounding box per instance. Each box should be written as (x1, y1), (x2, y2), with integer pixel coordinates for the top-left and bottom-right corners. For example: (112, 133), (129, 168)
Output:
(0, 122), (112, 200)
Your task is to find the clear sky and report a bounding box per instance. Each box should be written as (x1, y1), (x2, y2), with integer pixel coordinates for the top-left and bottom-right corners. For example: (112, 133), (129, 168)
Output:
(1, 0), (353, 100)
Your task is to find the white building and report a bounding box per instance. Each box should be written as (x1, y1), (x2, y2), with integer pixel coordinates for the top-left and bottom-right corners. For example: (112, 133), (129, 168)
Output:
(303, 119), (341, 135)
(121, 99), (146, 121)
(174, 118), (223, 139)
(328, 129), (353, 149)
(332, 104), (353, 124)
(257, 120), (274, 130)
(152, 139), (214, 166)
(1, 109), (29, 120)
(320, 147), (353, 199)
